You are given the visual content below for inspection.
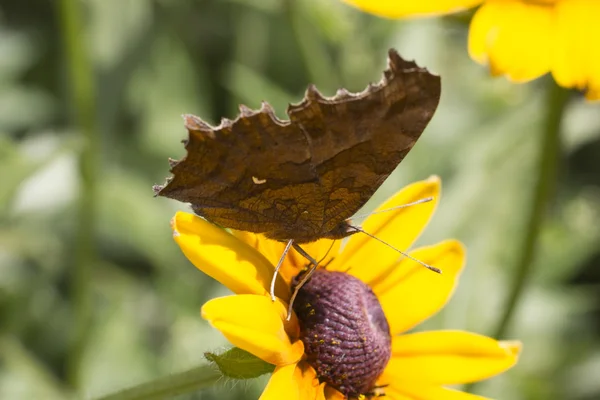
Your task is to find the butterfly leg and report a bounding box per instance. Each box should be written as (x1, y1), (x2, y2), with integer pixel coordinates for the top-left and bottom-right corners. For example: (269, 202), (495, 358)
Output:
(270, 239), (294, 302)
(286, 243), (320, 320)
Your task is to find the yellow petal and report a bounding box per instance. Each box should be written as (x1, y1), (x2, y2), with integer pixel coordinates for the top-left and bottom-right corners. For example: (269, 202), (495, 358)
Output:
(261, 364), (298, 400)
(388, 385), (489, 400)
(231, 231), (296, 292)
(231, 230), (262, 251)
(552, 0), (600, 100)
(233, 231), (341, 291)
(288, 239), (341, 272)
(172, 212), (288, 299)
(585, 85), (600, 101)
(294, 363), (324, 400)
(232, 231), (287, 269)
(271, 238), (342, 288)
(329, 177), (440, 282)
(324, 386), (346, 400)
(341, 0), (483, 19)
(260, 362), (323, 400)
(375, 240), (465, 335)
(381, 331), (521, 385)
(201, 295), (304, 366)
(468, 0), (553, 82)
(315, 383), (328, 400)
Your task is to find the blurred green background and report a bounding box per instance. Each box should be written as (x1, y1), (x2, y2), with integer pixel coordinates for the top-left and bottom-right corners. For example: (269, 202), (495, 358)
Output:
(1, 1), (600, 399)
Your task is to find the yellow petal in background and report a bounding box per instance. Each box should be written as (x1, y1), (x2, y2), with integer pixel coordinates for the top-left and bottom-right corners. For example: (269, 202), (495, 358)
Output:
(468, 0), (553, 82)
(553, 0), (600, 100)
(330, 176), (440, 281)
(382, 331), (521, 385)
(375, 240), (465, 335)
(201, 295), (304, 366)
(342, 0), (483, 19)
(388, 385), (489, 400)
(172, 212), (288, 299)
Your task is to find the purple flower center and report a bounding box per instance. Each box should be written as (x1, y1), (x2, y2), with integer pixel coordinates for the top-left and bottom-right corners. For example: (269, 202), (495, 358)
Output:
(292, 269), (391, 398)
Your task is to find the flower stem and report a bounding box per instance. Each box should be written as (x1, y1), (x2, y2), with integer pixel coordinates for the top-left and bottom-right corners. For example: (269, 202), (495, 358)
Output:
(493, 81), (569, 340)
(283, 0), (340, 90)
(57, 0), (98, 390)
(94, 365), (222, 400)
(467, 80), (570, 393)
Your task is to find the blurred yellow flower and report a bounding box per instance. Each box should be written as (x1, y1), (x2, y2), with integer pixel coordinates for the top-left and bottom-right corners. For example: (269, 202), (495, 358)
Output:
(343, 0), (600, 100)
(171, 177), (521, 400)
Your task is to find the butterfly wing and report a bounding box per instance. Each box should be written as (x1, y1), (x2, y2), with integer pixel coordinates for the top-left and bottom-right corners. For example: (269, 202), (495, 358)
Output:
(287, 50), (441, 235)
(154, 50), (440, 243)
(155, 108), (325, 242)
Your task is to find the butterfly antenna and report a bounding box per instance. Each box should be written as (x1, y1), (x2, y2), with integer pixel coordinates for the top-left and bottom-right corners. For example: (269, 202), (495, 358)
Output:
(270, 239), (294, 302)
(348, 225), (442, 274)
(350, 197), (434, 221)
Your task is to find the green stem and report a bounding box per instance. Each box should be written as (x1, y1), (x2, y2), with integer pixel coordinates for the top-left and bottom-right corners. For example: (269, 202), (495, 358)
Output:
(493, 81), (569, 340)
(283, 0), (340, 91)
(0, 336), (73, 398)
(95, 364), (222, 400)
(57, 0), (98, 390)
(467, 80), (570, 393)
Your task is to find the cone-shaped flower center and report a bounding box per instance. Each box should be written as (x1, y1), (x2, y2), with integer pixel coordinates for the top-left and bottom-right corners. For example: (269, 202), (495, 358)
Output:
(292, 269), (391, 397)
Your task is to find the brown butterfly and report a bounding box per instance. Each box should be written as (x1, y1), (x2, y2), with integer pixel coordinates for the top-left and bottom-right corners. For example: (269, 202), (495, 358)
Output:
(154, 49), (441, 310)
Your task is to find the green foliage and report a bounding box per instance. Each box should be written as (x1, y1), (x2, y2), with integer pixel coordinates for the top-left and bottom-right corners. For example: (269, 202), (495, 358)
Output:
(205, 347), (275, 380)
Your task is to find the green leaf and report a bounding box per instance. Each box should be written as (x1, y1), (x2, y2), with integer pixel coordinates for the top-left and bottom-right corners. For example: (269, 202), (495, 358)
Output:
(204, 347), (275, 380)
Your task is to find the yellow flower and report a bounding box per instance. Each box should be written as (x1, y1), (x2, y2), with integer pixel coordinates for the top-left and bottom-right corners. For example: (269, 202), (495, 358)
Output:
(171, 177), (521, 399)
(342, 0), (600, 100)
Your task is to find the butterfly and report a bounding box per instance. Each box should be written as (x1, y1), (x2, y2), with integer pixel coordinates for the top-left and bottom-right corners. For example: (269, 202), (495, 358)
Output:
(154, 49), (441, 311)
